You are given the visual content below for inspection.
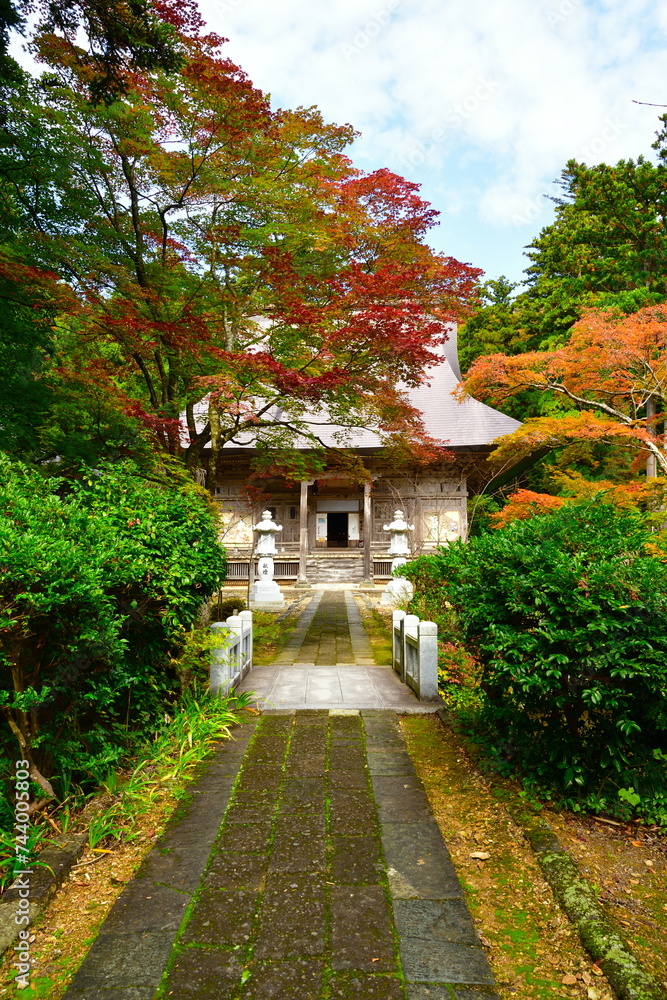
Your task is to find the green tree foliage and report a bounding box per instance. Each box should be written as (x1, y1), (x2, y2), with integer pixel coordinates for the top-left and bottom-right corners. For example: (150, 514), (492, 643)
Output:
(0, 0), (188, 99)
(403, 504), (667, 822)
(459, 150), (667, 380)
(0, 15), (479, 481)
(0, 456), (225, 797)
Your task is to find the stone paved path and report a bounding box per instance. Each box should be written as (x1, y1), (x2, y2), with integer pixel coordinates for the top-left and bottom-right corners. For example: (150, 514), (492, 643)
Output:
(238, 591), (436, 713)
(62, 712), (499, 1000)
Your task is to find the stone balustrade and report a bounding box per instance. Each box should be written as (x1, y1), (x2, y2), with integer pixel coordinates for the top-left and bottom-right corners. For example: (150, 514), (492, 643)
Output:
(210, 610), (253, 696)
(391, 610), (439, 702)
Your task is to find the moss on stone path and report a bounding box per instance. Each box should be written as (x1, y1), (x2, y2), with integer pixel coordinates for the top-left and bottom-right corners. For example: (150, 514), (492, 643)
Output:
(401, 714), (620, 1000)
(156, 712), (406, 999)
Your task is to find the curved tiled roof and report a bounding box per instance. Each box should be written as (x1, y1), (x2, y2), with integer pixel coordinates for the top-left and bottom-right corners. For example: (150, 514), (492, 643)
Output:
(187, 325), (521, 452)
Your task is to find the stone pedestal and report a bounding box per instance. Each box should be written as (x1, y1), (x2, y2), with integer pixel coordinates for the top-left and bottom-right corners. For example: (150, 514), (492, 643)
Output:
(380, 556), (414, 607)
(380, 511), (415, 608)
(249, 555), (285, 611)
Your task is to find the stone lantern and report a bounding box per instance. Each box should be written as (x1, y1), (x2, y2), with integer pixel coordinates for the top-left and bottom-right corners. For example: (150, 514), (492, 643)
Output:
(249, 510), (286, 611)
(380, 509), (415, 607)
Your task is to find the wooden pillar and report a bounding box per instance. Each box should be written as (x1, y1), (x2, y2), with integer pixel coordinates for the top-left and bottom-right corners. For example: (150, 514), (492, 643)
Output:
(296, 480), (311, 587)
(362, 481), (373, 584)
(647, 397), (658, 478)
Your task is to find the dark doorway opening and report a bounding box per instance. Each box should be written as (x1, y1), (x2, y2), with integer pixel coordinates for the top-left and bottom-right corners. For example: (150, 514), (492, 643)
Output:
(327, 512), (348, 548)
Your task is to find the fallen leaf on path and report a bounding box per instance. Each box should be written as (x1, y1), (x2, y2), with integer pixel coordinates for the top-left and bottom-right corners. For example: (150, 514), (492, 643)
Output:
(470, 851), (491, 860)
(562, 974), (577, 985)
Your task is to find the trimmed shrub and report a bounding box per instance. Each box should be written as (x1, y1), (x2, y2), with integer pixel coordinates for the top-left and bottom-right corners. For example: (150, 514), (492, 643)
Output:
(403, 503), (667, 822)
(0, 457), (226, 801)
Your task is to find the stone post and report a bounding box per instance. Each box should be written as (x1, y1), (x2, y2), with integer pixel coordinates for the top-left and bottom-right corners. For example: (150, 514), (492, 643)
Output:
(239, 609), (253, 676)
(417, 620), (439, 701)
(392, 609), (405, 680)
(209, 620), (228, 696)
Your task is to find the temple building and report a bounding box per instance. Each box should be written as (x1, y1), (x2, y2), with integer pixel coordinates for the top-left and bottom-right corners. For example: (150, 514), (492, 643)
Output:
(209, 327), (520, 586)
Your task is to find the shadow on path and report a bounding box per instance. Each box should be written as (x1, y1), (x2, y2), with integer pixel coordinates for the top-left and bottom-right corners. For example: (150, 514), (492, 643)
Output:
(62, 713), (499, 1000)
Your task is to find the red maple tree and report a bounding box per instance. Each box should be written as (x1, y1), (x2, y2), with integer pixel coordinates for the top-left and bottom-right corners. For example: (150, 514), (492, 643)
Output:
(2, 9), (481, 481)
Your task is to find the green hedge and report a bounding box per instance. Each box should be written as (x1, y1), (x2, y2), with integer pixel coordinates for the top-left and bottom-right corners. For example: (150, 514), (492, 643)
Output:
(0, 457), (226, 807)
(403, 503), (667, 822)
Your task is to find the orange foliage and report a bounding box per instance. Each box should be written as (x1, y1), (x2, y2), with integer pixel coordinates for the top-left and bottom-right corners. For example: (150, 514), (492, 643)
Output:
(461, 305), (667, 474)
(491, 490), (565, 528)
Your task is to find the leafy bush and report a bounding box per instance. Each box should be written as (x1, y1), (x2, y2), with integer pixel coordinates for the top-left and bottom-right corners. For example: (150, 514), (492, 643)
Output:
(0, 457), (226, 805)
(210, 596), (247, 622)
(403, 503), (667, 822)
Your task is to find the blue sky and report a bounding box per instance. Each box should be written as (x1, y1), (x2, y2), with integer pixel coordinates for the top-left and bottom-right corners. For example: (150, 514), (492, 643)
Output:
(198, 0), (667, 287)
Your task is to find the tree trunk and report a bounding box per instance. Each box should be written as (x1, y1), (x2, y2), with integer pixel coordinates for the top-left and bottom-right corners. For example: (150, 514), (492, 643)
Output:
(206, 402), (221, 492)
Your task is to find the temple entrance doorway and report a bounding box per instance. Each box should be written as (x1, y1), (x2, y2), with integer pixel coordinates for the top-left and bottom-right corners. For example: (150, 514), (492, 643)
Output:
(327, 512), (348, 548)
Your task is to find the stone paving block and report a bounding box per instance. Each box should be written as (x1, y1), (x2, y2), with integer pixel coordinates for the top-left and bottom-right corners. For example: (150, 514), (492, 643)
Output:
(363, 734), (405, 750)
(329, 768), (370, 789)
(331, 835), (384, 884)
(259, 716), (295, 731)
(274, 812), (325, 839)
(285, 755), (327, 777)
(98, 879), (189, 935)
(328, 971), (407, 999)
(204, 850), (269, 890)
(224, 797), (278, 824)
(382, 823), (463, 899)
(392, 900), (479, 944)
(217, 821), (273, 854)
(137, 841), (215, 893)
(245, 751), (288, 768)
(399, 938), (495, 985)
(331, 886), (399, 972)
(280, 778), (326, 811)
(363, 732), (406, 750)
(269, 832), (326, 872)
(232, 789), (279, 807)
(237, 765), (284, 791)
(330, 790), (377, 836)
(330, 714), (364, 728)
(371, 775), (433, 823)
(291, 730), (328, 748)
(157, 807), (224, 850)
(182, 889), (259, 946)
(254, 875), (326, 958)
(65, 931), (175, 990)
(367, 751), (416, 776)
(161, 945), (243, 998)
(331, 747), (369, 771)
(242, 958), (325, 999)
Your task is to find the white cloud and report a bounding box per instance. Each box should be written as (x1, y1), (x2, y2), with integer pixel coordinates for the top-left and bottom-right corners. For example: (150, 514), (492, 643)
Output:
(15, 0), (666, 279)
